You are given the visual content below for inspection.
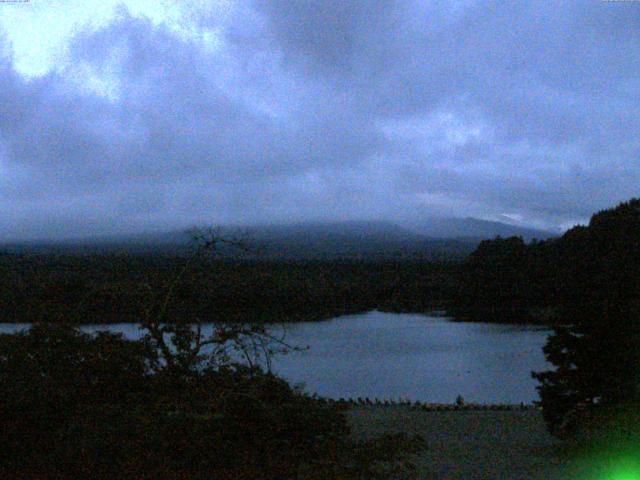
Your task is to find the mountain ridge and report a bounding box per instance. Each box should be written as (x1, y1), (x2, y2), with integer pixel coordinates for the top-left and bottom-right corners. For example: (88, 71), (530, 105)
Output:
(1, 217), (558, 259)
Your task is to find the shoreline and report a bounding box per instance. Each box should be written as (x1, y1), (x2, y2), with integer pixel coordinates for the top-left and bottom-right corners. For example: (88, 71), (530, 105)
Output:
(319, 397), (540, 411)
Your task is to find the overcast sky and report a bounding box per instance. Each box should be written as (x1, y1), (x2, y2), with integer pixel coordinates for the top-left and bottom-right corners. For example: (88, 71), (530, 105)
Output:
(1, 0), (639, 240)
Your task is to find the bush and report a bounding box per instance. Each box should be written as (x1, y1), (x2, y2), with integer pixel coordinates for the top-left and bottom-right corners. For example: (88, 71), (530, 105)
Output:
(0, 324), (423, 479)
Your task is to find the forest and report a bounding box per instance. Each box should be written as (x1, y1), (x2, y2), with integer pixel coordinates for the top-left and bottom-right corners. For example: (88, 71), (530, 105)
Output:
(0, 254), (460, 324)
(452, 198), (640, 326)
(1, 200), (638, 328)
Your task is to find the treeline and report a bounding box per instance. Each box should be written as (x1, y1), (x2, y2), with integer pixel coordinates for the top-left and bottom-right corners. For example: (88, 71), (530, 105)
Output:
(0, 254), (461, 324)
(452, 198), (640, 325)
(450, 237), (558, 323)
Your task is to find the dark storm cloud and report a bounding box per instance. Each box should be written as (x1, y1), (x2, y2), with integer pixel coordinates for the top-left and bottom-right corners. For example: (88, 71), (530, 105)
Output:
(1, 1), (639, 240)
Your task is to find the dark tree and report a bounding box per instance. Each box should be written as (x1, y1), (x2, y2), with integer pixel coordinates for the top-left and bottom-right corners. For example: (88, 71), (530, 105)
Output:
(533, 199), (640, 437)
(451, 235), (554, 323)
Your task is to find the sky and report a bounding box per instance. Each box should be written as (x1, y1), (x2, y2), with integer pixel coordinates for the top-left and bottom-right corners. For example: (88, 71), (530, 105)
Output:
(0, 0), (639, 241)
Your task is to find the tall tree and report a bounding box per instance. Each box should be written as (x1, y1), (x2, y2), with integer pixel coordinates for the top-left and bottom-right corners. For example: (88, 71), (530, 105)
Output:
(533, 199), (640, 436)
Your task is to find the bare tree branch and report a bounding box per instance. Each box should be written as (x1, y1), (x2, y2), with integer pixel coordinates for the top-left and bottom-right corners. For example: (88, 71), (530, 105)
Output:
(136, 227), (298, 375)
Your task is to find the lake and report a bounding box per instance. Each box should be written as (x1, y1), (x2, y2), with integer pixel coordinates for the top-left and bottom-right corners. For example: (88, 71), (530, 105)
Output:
(0, 311), (551, 404)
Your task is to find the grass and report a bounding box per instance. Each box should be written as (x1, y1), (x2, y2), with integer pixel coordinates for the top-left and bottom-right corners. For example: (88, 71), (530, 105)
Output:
(347, 405), (568, 479)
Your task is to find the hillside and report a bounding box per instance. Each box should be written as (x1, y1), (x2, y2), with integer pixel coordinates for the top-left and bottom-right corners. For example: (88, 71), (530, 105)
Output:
(1, 217), (555, 260)
(408, 217), (558, 241)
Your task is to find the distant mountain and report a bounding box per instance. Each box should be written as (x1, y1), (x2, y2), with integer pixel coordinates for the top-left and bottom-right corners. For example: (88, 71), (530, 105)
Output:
(408, 217), (558, 242)
(241, 220), (422, 245)
(223, 221), (477, 260)
(1, 218), (557, 259)
(0, 230), (193, 255)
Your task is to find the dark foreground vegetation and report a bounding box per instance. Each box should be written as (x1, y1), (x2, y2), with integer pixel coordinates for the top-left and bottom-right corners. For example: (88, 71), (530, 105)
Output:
(0, 323), (424, 479)
(531, 199), (640, 448)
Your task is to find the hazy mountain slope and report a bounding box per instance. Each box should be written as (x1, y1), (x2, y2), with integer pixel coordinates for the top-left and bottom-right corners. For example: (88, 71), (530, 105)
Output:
(235, 221), (476, 259)
(409, 217), (558, 241)
(1, 218), (555, 259)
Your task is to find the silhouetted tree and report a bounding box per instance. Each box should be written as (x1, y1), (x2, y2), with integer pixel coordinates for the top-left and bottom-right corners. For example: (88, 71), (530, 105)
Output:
(533, 199), (640, 437)
(451, 235), (551, 323)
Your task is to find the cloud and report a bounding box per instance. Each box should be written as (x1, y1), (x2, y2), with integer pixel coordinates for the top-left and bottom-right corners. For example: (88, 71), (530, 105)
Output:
(0, 1), (639, 240)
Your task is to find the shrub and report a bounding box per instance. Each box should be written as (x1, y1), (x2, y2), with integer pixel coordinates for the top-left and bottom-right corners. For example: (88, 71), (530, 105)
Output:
(0, 324), (423, 479)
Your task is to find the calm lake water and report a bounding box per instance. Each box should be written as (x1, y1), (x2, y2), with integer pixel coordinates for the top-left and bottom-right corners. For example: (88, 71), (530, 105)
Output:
(0, 311), (551, 404)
